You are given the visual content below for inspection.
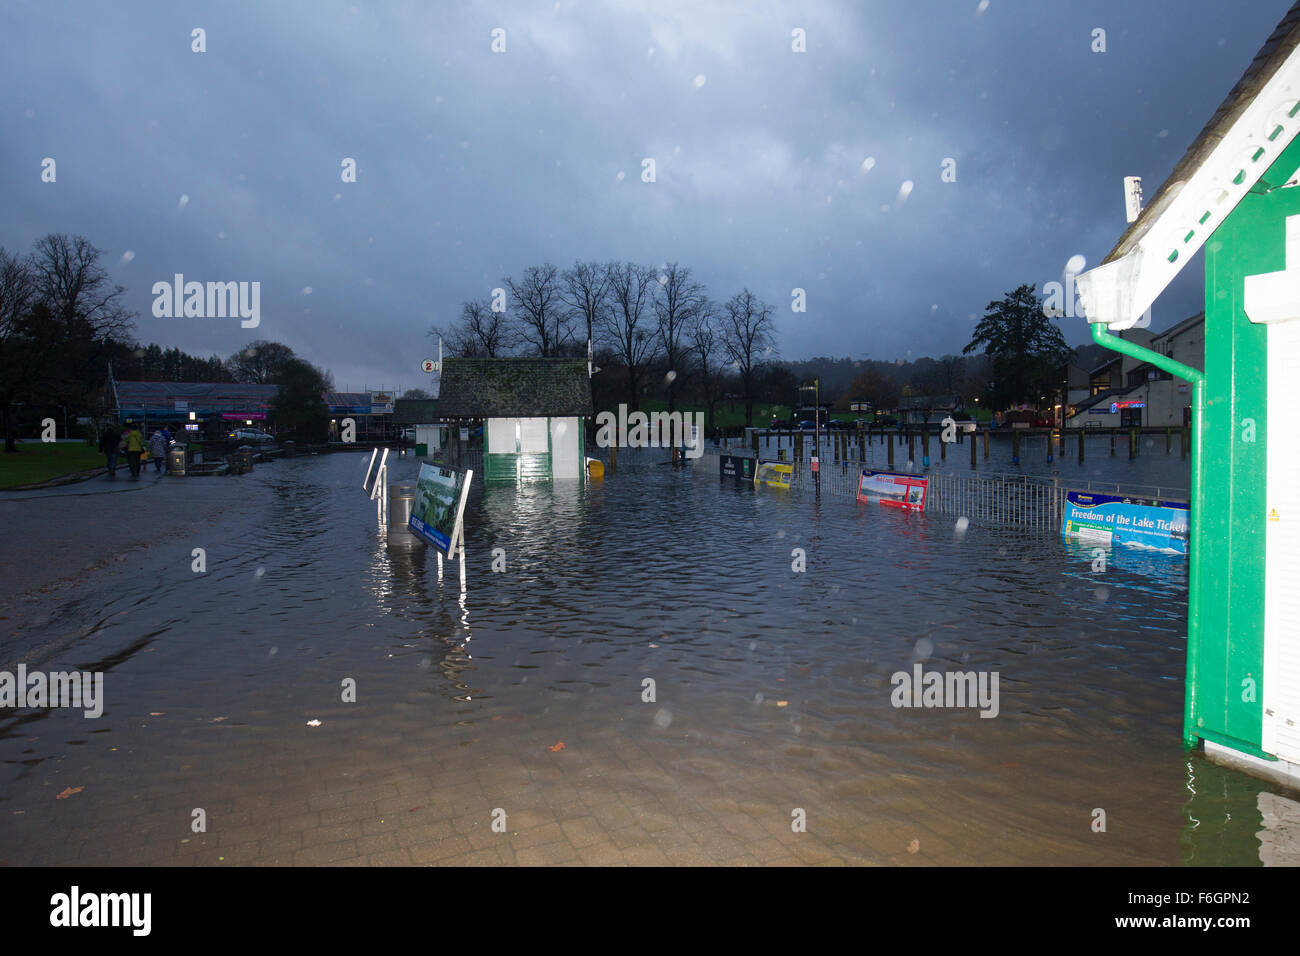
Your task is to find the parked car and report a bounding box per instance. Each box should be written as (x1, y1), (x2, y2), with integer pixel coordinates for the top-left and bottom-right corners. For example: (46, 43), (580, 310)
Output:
(228, 427), (274, 444)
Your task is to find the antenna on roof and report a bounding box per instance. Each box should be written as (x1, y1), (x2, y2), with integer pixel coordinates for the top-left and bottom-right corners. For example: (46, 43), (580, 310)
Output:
(1124, 176), (1143, 224)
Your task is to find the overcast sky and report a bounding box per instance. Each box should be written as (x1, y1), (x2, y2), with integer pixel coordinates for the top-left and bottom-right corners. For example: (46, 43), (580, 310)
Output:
(2, 0), (1291, 391)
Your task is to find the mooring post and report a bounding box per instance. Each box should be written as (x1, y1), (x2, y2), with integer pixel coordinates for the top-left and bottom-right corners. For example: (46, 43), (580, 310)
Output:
(970, 430), (977, 469)
(1110, 430), (1116, 456)
(1058, 427), (1065, 456)
(795, 431), (803, 462)
(888, 433), (894, 468)
(1129, 428), (1137, 460)
(1078, 428), (1085, 464)
(983, 428), (989, 460)
(1166, 426), (1171, 455)
(1011, 429), (1020, 464)
(908, 429), (915, 463)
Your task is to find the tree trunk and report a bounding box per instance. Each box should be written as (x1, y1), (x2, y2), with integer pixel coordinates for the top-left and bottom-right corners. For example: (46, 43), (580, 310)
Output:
(2, 401), (17, 453)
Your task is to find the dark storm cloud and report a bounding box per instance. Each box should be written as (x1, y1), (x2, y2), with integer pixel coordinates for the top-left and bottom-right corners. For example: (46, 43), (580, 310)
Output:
(0, 0), (1289, 387)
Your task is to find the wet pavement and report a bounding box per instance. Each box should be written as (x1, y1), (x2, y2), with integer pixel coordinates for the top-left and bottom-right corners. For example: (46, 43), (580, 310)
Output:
(0, 450), (1295, 866)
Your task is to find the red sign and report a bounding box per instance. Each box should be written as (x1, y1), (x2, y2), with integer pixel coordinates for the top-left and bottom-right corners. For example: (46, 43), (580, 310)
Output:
(857, 470), (928, 510)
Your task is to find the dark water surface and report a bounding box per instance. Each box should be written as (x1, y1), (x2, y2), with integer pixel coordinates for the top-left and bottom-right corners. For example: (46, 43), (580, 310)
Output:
(0, 451), (1291, 865)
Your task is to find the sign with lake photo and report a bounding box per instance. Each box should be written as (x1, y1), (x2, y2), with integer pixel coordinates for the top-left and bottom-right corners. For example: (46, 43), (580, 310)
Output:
(409, 463), (473, 555)
(1061, 490), (1189, 555)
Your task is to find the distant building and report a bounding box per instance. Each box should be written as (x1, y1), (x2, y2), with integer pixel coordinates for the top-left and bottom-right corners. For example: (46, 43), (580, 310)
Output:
(1065, 312), (1204, 427)
(392, 398), (444, 456)
(108, 373), (396, 438)
(435, 358), (593, 482)
(895, 395), (961, 425)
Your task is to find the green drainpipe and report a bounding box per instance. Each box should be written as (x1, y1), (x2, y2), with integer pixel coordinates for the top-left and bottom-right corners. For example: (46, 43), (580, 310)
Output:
(1090, 323), (1206, 748)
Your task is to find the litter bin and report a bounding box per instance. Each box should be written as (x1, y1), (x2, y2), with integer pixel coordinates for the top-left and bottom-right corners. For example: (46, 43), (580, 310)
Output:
(229, 445), (253, 475)
(168, 443), (187, 476)
(387, 480), (420, 543)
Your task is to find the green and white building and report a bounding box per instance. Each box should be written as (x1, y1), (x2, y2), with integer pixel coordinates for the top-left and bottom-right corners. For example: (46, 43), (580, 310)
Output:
(1077, 2), (1300, 785)
(436, 358), (592, 483)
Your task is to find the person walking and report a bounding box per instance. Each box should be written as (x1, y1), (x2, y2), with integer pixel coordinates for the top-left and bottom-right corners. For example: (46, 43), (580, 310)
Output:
(123, 422), (146, 479)
(148, 428), (168, 473)
(98, 423), (122, 476)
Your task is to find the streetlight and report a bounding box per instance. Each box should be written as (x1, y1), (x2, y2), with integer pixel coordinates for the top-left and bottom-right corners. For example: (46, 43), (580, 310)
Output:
(798, 378), (820, 479)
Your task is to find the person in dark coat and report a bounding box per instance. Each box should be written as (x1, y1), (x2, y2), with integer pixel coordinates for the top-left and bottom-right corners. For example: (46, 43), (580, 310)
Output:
(98, 423), (122, 476)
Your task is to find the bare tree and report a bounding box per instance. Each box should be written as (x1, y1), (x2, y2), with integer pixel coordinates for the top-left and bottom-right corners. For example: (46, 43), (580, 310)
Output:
(226, 340), (297, 384)
(720, 289), (776, 427)
(561, 260), (611, 375)
(16, 235), (135, 450)
(653, 263), (706, 411)
(603, 261), (660, 409)
(689, 302), (722, 433)
(432, 299), (509, 357)
(29, 235), (133, 337)
(0, 248), (38, 451)
(506, 263), (572, 357)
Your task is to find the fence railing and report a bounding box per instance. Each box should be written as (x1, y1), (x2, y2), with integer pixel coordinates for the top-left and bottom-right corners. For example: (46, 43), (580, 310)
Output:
(694, 449), (1187, 534)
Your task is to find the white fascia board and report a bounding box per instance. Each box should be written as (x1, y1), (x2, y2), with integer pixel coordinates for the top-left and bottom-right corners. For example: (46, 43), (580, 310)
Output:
(1078, 41), (1300, 330)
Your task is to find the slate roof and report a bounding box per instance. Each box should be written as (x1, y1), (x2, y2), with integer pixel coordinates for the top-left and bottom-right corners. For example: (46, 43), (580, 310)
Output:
(393, 399), (440, 424)
(113, 380), (279, 414)
(1105, 1), (1300, 264)
(435, 358), (593, 418)
(112, 381), (391, 415)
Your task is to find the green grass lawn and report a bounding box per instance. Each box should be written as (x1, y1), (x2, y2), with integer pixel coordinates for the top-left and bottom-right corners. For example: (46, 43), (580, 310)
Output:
(0, 442), (104, 489)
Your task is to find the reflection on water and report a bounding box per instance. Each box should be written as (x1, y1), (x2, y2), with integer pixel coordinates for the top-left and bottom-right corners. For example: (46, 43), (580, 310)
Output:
(0, 450), (1294, 865)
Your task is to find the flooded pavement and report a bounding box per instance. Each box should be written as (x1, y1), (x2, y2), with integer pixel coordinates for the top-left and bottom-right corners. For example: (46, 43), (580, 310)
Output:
(737, 429), (1192, 493)
(0, 450), (1295, 866)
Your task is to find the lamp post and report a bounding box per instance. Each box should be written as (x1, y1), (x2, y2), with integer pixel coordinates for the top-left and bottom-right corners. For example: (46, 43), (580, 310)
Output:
(798, 379), (820, 490)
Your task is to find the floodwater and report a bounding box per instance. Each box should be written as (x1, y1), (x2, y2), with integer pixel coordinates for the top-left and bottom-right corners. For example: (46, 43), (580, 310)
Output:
(737, 429), (1192, 495)
(0, 450), (1293, 866)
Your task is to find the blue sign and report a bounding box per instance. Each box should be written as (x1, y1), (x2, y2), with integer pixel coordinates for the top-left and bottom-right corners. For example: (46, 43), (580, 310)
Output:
(1061, 490), (1189, 555)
